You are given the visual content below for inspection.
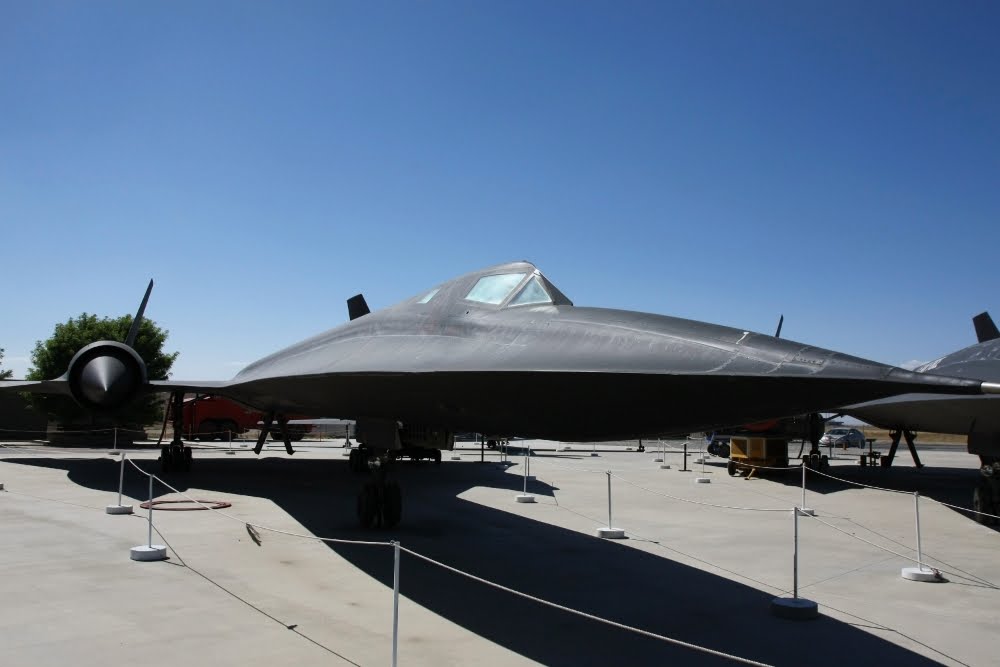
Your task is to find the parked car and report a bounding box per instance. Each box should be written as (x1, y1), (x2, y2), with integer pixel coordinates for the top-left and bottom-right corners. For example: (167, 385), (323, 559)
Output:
(819, 427), (865, 449)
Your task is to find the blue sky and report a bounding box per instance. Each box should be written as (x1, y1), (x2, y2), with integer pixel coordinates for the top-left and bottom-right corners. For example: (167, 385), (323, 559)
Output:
(2, 1), (998, 380)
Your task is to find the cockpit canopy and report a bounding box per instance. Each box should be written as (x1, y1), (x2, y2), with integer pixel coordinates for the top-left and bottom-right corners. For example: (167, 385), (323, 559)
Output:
(414, 262), (573, 309)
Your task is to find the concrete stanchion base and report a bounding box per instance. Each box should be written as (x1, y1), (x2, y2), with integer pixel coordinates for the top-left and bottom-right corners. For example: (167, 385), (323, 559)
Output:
(450, 455), (462, 460)
(798, 508), (816, 516)
(590, 452), (600, 457)
(659, 464), (671, 469)
(515, 494), (536, 503)
(106, 505), (134, 515)
(596, 527), (626, 539)
(130, 545), (168, 561)
(901, 567), (943, 582)
(653, 457), (663, 462)
(770, 597), (819, 620)
(225, 451), (236, 455)
(695, 477), (711, 484)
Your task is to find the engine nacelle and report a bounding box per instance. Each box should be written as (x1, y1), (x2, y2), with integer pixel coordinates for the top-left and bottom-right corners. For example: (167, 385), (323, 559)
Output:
(66, 341), (148, 413)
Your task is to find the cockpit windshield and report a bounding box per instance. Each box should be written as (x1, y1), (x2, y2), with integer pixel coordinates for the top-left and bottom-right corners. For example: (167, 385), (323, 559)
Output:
(509, 276), (552, 306)
(465, 273), (526, 305)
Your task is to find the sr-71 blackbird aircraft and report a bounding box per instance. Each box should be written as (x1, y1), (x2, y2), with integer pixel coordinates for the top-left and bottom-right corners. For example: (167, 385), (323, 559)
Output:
(4, 261), (1000, 527)
(845, 312), (1000, 522)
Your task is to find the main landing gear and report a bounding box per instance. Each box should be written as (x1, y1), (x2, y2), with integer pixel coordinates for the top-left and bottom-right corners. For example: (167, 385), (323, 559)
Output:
(349, 448), (403, 529)
(160, 391), (193, 473)
(973, 462), (1000, 526)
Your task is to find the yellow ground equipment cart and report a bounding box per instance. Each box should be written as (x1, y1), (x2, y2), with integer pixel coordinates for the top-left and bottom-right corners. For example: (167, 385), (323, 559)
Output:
(728, 437), (789, 476)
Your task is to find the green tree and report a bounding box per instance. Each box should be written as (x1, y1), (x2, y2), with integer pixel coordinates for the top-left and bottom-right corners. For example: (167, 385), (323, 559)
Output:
(25, 313), (178, 426)
(0, 348), (13, 380)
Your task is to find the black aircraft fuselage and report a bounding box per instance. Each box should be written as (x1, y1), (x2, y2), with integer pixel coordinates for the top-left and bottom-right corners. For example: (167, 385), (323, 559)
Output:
(148, 261), (994, 442)
(5, 261), (999, 442)
(7, 261), (1000, 527)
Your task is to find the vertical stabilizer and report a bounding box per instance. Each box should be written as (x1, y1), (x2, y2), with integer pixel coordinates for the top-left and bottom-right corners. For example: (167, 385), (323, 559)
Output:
(973, 312), (999, 343)
(347, 294), (370, 321)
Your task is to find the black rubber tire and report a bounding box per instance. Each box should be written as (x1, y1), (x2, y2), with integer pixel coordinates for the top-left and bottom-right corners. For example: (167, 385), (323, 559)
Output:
(382, 481), (402, 528)
(720, 443), (731, 459)
(727, 460), (737, 476)
(183, 446), (193, 472)
(357, 482), (378, 529)
(433, 449), (442, 465)
(161, 447), (172, 473)
(973, 480), (996, 525)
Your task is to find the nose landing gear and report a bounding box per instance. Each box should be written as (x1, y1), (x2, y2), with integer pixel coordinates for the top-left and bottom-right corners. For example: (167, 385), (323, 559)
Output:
(354, 454), (403, 529)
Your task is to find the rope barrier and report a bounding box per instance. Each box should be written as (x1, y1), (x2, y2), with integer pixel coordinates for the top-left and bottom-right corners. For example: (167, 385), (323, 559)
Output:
(805, 466), (913, 494)
(119, 455), (771, 665)
(801, 514), (1000, 587)
(398, 546), (773, 667)
(802, 465), (1000, 521)
(5, 438), (997, 660)
(924, 498), (1000, 522)
(608, 473), (790, 512)
(124, 458), (394, 548)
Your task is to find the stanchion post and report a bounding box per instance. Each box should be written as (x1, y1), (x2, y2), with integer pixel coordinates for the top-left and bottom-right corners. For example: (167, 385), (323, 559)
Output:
(682, 441), (689, 471)
(113, 427), (118, 452)
(106, 452), (135, 514)
(770, 507), (818, 618)
(130, 472), (166, 560)
(118, 453), (126, 507)
(607, 472), (612, 528)
(147, 475), (154, 548)
(596, 471), (625, 538)
(799, 464), (814, 515)
(524, 448), (528, 494)
(902, 491), (939, 581)
(516, 443), (535, 503)
(392, 540), (400, 667)
(801, 463), (806, 508)
(793, 505), (799, 599)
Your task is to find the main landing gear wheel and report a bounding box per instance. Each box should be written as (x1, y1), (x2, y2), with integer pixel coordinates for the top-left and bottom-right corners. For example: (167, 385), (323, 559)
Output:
(160, 445), (192, 473)
(349, 448), (370, 473)
(973, 480), (996, 526)
(727, 460), (738, 476)
(357, 479), (402, 529)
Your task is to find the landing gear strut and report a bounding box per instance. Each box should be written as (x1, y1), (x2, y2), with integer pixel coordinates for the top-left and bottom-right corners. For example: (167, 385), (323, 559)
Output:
(800, 413), (827, 471)
(974, 461), (1000, 526)
(161, 391), (192, 473)
(354, 455), (402, 529)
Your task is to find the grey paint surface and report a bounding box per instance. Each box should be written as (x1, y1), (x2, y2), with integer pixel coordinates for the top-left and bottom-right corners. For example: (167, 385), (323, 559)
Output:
(3, 261), (997, 441)
(845, 337), (1000, 439)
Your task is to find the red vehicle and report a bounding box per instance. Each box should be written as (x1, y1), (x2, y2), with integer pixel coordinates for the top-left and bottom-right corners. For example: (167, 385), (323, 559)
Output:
(178, 395), (312, 441)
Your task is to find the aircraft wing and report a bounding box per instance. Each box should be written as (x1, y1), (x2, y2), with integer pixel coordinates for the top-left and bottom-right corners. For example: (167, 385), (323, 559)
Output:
(0, 379), (73, 395)
(148, 380), (232, 393)
(0, 379), (232, 396)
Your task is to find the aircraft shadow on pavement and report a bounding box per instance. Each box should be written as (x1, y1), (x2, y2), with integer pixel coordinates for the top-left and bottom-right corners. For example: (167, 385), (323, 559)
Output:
(4, 453), (953, 667)
(720, 456), (991, 526)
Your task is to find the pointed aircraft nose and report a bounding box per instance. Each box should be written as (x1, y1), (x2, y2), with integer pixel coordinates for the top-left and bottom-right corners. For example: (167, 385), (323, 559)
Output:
(79, 355), (132, 408)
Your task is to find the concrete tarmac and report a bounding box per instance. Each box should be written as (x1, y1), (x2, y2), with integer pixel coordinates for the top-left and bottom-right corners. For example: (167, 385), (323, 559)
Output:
(1, 439), (997, 666)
